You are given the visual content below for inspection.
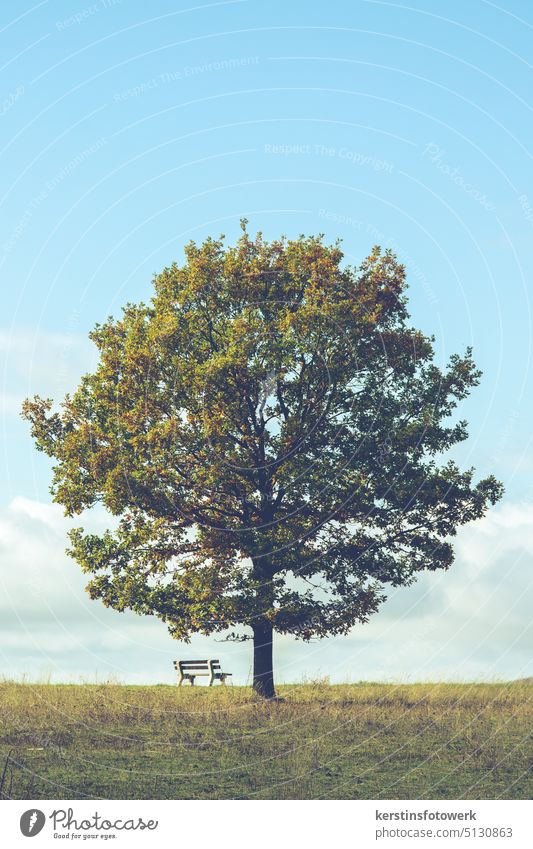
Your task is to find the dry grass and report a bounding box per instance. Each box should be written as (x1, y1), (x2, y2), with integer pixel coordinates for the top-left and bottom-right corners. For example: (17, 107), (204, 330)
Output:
(1, 681), (532, 799)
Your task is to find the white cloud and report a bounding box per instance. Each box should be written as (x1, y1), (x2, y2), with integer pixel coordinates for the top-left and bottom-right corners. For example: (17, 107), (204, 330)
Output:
(0, 496), (532, 684)
(0, 328), (95, 420)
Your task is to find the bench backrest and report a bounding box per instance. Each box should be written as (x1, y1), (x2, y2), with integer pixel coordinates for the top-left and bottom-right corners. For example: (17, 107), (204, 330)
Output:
(174, 659), (223, 671)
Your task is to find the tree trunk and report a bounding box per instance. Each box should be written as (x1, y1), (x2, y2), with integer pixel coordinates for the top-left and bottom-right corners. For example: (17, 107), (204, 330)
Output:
(252, 619), (276, 698)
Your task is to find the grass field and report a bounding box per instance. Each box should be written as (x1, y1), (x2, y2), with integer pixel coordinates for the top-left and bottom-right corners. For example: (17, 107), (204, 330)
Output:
(1, 681), (532, 800)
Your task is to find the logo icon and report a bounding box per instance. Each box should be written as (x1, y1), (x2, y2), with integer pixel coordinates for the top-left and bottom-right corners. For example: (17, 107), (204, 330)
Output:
(20, 810), (46, 837)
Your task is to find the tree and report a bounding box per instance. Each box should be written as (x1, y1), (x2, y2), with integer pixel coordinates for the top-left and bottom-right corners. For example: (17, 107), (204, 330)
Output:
(22, 223), (503, 698)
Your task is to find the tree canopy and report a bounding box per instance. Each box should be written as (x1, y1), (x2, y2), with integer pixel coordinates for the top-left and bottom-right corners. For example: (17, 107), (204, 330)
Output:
(23, 223), (503, 697)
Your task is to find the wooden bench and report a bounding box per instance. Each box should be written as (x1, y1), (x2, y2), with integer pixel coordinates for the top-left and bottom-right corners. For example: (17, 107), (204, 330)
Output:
(173, 659), (232, 686)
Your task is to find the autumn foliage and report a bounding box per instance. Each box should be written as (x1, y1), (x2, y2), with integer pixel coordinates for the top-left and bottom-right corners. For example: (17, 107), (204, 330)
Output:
(23, 223), (502, 697)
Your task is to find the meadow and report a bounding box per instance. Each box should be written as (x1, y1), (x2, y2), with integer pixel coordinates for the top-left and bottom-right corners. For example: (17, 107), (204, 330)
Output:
(1, 681), (532, 800)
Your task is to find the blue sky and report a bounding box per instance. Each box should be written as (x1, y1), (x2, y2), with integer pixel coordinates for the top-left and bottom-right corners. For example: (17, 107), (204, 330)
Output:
(1, 0), (532, 685)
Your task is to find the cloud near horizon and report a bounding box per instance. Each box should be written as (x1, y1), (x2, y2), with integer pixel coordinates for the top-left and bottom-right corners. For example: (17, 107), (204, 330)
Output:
(0, 495), (532, 685)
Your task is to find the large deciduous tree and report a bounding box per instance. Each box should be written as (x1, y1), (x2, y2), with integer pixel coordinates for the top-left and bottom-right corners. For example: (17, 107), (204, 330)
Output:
(23, 223), (502, 697)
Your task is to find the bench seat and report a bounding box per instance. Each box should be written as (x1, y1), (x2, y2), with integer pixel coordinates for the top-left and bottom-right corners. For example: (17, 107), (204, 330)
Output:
(174, 659), (232, 686)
